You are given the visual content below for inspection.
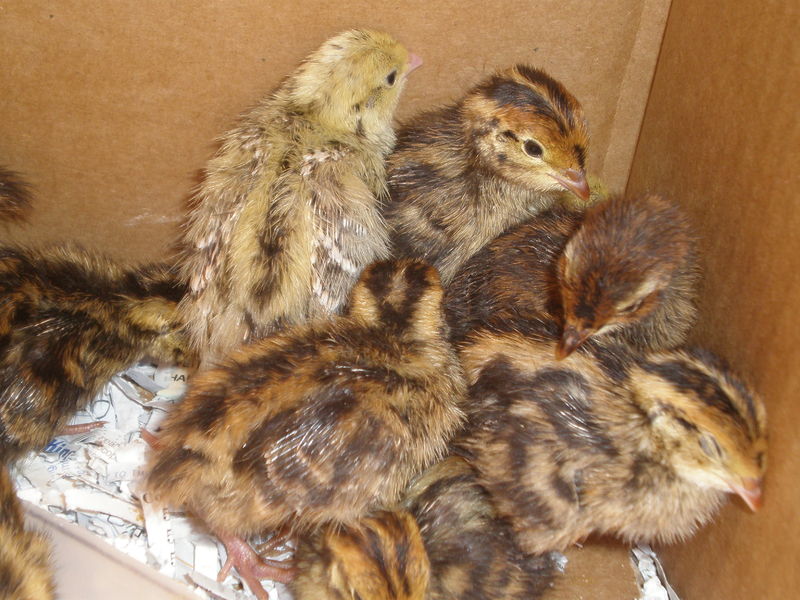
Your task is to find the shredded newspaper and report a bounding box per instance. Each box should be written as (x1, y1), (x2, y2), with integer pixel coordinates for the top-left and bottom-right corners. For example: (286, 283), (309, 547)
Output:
(11, 362), (291, 600)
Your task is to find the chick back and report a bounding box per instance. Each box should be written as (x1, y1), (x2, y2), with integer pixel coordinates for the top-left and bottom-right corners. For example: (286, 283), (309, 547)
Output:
(0, 244), (192, 461)
(292, 509), (430, 600)
(456, 331), (744, 554)
(147, 260), (466, 537)
(404, 456), (557, 600)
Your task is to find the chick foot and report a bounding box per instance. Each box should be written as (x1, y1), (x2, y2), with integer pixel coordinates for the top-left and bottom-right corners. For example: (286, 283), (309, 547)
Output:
(217, 533), (297, 600)
(58, 421), (107, 435)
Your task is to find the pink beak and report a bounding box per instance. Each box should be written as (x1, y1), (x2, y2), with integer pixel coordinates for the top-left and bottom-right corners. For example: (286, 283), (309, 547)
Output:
(551, 168), (590, 202)
(406, 53), (423, 76)
(555, 326), (593, 360)
(729, 477), (763, 512)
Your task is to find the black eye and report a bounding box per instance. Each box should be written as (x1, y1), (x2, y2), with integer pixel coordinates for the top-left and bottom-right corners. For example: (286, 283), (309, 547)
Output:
(523, 140), (543, 157)
(386, 70), (397, 86)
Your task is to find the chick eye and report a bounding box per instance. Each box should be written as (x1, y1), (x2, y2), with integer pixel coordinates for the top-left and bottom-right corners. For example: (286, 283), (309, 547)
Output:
(619, 298), (645, 315)
(699, 434), (724, 459)
(523, 140), (543, 157)
(386, 69), (397, 86)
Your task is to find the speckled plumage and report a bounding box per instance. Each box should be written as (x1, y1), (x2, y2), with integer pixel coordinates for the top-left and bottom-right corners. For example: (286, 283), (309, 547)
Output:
(445, 194), (699, 356)
(0, 464), (55, 600)
(456, 329), (767, 555)
(291, 510), (430, 600)
(177, 30), (419, 364)
(403, 456), (557, 600)
(385, 65), (590, 284)
(0, 244), (192, 462)
(0, 167), (32, 224)
(147, 260), (465, 598)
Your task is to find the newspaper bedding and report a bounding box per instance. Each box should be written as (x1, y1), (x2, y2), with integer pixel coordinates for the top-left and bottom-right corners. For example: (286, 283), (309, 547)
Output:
(11, 361), (675, 599)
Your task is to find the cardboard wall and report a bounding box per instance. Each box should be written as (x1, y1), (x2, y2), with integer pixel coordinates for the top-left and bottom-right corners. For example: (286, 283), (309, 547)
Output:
(626, 1), (800, 597)
(0, 0), (668, 262)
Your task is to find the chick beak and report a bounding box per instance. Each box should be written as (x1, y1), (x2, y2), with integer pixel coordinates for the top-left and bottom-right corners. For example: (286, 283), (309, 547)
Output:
(729, 477), (763, 512)
(551, 168), (590, 202)
(406, 53), (423, 76)
(555, 326), (592, 360)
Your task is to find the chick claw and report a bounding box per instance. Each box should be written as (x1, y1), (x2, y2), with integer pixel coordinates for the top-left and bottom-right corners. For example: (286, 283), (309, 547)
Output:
(217, 533), (298, 600)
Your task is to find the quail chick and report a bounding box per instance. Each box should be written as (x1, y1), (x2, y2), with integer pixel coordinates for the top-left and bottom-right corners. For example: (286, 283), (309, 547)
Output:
(291, 510), (430, 600)
(146, 259), (465, 599)
(0, 167), (32, 224)
(291, 456), (558, 600)
(385, 65), (589, 284)
(178, 29), (422, 365)
(0, 464), (56, 600)
(457, 330), (767, 556)
(0, 244), (193, 462)
(445, 194), (698, 355)
(403, 456), (557, 600)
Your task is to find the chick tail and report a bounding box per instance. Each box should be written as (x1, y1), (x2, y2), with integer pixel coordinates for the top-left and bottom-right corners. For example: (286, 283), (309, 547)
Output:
(0, 167), (33, 224)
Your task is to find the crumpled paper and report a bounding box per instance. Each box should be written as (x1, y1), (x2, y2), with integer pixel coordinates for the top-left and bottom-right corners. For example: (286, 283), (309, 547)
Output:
(632, 544), (681, 600)
(12, 362), (290, 600)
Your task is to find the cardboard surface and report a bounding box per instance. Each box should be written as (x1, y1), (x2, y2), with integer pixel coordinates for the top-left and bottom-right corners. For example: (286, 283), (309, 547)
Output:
(626, 1), (800, 598)
(1, 0), (667, 262)
(7, 1), (799, 598)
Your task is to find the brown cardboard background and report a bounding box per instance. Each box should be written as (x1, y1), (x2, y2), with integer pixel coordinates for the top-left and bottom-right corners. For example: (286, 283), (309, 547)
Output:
(7, 0), (799, 598)
(1, 0), (667, 263)
(626, 1), (800, 598)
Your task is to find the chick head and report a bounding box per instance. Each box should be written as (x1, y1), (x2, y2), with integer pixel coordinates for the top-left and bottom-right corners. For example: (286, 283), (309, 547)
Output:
(290, 29), (421, 143)
(346, 259), (445, 338)
(635, 349), (768, 512)
(556, 195), (694, 358)
(461, 65), (589, 201)
(324, 511), (430, 600)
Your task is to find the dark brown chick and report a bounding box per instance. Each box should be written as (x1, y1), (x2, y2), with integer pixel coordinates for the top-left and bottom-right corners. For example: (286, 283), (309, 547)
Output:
(456, 329), (767, 556)
(0, 464), (56, 600)
(403, 456), (557, 600)
(0, 167), (33, 224)
(0, 244), (193, 462)
(291, 455), (558, 600)
(146, 260), (465, 599)
(291, 510), (430, 600)
(178, 30), (421, 365)
(385, 65), (590, 284)
(445, 194), (698, 355)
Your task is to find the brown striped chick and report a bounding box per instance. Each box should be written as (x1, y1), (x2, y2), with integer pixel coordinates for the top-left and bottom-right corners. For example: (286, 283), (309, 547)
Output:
(403, 456), (557, 600)
(445, 194), (699, 355)
(0, 244), (193, 462)
(146, 260), (465, 600)
(291, 510), (430, 600)
(385, 65), (589, 285)
(0, 167), (32, 224)
(0, 464), (55, 600)
(457, 330), (767, 556)
(178, 30), (422, 365)
(291, 456), (558, 600)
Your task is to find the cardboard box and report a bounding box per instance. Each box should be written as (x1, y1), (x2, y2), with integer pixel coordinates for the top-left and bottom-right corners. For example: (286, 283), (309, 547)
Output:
(1, 1), (797, 597)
